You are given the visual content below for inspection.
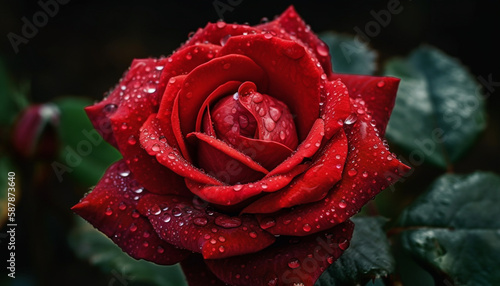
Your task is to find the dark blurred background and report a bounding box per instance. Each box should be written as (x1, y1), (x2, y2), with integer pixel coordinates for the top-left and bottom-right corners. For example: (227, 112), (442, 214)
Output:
(0, 0), (499, 285)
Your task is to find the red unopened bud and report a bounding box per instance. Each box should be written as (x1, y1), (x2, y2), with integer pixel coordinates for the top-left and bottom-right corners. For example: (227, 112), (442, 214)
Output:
(11, 103), (60, 159)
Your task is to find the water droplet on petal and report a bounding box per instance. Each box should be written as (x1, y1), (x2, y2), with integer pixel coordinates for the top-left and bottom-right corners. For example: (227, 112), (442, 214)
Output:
(260, 217), (276, 229)
(216, 21), (226, 29)
(152, 144), (160, 152)
(215, 216), (242, 228)
(127, 135), (137, 145)
(264, 118), (276, 132)
(104, 104), (117, 114)
(377, 81), (385, 88)
(338, 200), (347, 209)
(302, 224), (311, 232)
(193, 217), (208, 226)
(264, 33), (273, 39)
(233, 184), (243, 192)
(118, 202), (127, 210)
(218, 245), (225, 253)
(338, 239), (350, 250)
(344, 114), (357, 125)
(105, 208), (113, 216)
(316, 43), (329, 57)
(151, 204), (162, 215)
(269, 106), (282, 121)
(157, 246), (165, 254)
(288, 258), (300, 269)
(249, 232), (257, 238)
(163, 214), (171, 223)
(348, 169), (357, 176)
(223, 63), (231, 69)
(129, 223), (137, 232)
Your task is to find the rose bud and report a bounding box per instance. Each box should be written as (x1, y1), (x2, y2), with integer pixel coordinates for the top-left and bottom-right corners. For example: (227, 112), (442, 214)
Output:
(73, 6), (410, 286)
(11, 103), (60, 159)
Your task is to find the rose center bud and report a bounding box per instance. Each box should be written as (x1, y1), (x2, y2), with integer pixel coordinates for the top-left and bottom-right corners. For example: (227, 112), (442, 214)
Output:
(209, 94), (258, 146)
(206, 81), (298, 160)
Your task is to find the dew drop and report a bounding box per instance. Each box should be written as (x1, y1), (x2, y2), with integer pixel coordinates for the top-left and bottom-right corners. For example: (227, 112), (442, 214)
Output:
(347, 169), (357, 176)
(163, 215), (172, 223)
(223, 63), (231, 69)
(362, 171), (369, 178)
(344, 114), (357, 125)
(269, 106), (282, 121)
(316, 43), (329, 57)
(288, 258), (300, 269)
(216, 21), (226, 29)
(157, 246), (165, 254)
(129, 223), (137, 232)
(260, 217), (276, 229)
(118, 202), (127, 211)
(151, 204), (162, 215)
(218, 245), (225, 253)
(127, 135), (137, 145)
(193, 217), (208, 226)
(249, 232), (257, 238)
(327, 256), (335, 264)
(105, 208), (113, 216)
(131, 210), (140, 218)
(252, 93), (263, 103)
(377, 81), (385, 88)
(338, 239), (350, 250)
(264, 33), (273, 39)
(172, 207), (183, 217)
(215, 216), (242, 228)
(152, 144), (161, 152)
(338, 200), (347, 209)
(103, 104), (118, 114)
(302, 224), (311, 232)
(264, 118), (276, 132)
(218, 236), (226, 242)
(233, 184), (243, 192)
(280, 130), (286, 141)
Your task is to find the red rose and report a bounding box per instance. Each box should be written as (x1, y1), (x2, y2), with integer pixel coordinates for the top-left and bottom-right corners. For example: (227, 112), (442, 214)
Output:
(73, 6), (409, 286)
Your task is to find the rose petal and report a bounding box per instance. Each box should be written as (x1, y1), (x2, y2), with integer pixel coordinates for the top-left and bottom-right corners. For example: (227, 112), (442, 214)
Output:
(243, 129), (348, 214)
(160, 44), (222, 79)
(219, 34), (322, 141)
(185, 164), (309, 206)
(71, 160), (190, 265)
(156, 75), (192, 161)
(184, 22), (259, 48)
(181, 254), (229, 286)
(258, 5), (334, 77)
(257, 102), (410, 236)
(140, 114), (223, 186)
(266, 118), (325, 178)
(195, 81), (242, 133)
(333, 74), (400, 136)
(232, 135), (294, 172)
(237, 83), (298, 150)
(137, 193), (275, 259)
(93, 58), (189, 196)
(321, 79), (352, 139)
(186, 131), (268, 184)
(176, 54), (268, 138)
(205, 220), (354, 286)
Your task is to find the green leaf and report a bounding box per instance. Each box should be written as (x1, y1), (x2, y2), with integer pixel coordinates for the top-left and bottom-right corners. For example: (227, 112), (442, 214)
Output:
(316, 216), (395, 286)
(69, 217), (187, 286)
(53, 97), (121, 185)
(396, 172), (500, 286)
(384, 45), (487, 168)
(320, 32), (377, 75)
